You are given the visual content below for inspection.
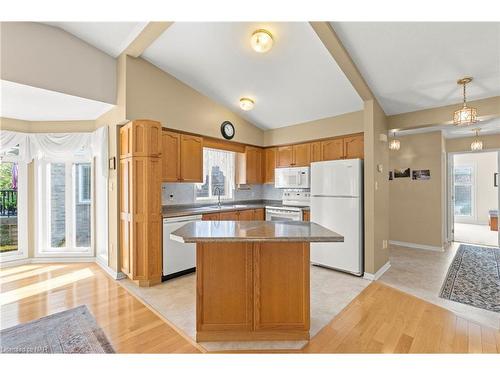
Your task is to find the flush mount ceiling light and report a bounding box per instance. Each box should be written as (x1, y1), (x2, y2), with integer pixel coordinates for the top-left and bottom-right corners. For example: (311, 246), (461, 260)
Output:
(239, 97), (255, 111)
(453, 77), (478, 126)
(250, 29), (274, 53)
(470, 128), (483, 151)
(389, 131), (400, 151)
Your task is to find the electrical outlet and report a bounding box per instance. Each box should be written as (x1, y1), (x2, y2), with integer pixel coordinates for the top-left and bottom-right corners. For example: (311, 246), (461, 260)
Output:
(169, 193), (174, 201)
(382, 240), (388, 249)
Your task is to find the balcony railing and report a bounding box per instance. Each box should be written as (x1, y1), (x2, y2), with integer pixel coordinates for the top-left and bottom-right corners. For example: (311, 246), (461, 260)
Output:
(0, 189), (17, 217)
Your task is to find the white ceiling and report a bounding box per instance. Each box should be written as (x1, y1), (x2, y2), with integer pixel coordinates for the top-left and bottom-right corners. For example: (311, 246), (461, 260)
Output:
(44, 22), (148, 58)
(142, 22), (363, 129)
(332, 22), (500, 115)
(1, 80), (114, 121)
(394, 118), (500, 139)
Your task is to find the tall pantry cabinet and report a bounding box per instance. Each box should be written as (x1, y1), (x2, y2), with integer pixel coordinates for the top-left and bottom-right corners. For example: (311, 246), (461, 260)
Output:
(119, 120), (163, 286)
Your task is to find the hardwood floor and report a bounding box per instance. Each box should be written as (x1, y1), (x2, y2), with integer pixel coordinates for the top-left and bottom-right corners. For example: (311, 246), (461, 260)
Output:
(1, 263), (498, 353)
(0, 263), (200, 353)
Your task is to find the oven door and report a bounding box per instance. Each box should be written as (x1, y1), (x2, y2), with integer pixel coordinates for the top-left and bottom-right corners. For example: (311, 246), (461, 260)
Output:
(265, 208), (302, 221)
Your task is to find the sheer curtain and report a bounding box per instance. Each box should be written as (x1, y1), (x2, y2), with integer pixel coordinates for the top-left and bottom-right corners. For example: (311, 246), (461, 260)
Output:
(198, 147), (235, 199)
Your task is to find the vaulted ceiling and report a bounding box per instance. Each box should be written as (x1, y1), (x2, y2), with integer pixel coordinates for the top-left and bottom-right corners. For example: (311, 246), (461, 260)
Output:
(332, 22), (500, 115)
(141, 22), (363, 129)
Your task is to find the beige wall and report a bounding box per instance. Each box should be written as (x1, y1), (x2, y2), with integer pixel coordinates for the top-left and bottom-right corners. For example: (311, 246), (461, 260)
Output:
(389, 131), (445, 248)
(125, 56), (264, 146)
(387, 96), (500, 130)
(0, 117), (96, 133)
(1, 22), (116, 104)
(446, 133), (500, 153)
(263, 111), (364, 146)
(363, 99), (390, 274)
(454, 152), (498, 224)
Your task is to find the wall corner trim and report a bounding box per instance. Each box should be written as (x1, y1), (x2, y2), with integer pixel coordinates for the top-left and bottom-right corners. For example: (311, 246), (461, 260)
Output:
(96, 257), (127, 280)
(363, 261), (391, 281)
(389, 240), (444, 252)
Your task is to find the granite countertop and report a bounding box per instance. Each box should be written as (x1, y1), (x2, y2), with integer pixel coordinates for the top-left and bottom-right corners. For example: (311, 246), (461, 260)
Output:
(170, 221), (343, 243)
(162, 200), (310, 218)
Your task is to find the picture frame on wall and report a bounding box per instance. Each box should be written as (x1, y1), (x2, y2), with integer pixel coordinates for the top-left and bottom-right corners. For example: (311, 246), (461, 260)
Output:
(394, 168), (410, 178)
(412, 169), (431, 180)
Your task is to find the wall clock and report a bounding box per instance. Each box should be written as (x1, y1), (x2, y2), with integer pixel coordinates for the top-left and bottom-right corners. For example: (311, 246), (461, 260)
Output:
(220, 121), (235, 140)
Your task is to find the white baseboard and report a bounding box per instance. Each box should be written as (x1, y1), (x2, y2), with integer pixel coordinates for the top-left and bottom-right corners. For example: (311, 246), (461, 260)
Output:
(96, 257), (127, 280)
(363, 261), (391, 281)
(389, 240), (444, 252)
(1, 256), (126, 280)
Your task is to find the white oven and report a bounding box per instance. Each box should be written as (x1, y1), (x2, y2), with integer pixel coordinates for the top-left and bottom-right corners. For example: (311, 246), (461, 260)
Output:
(275, 167), (310, 189)
(265, 206), (303, 221)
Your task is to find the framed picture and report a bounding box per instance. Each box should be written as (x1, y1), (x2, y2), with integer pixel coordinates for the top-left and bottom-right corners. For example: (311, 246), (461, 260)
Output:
(394, 168), (410, 178)
(389, 171), (393, 181)
(412, 169), (431, 180)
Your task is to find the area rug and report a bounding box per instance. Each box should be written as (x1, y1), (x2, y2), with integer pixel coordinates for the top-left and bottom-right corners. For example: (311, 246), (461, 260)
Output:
(440, 244), (500, 313)
(0, 305), (115, 353)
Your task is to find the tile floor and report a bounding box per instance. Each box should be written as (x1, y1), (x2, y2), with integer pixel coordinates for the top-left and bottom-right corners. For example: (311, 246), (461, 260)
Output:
(454, 222), (498, 247)
(120, 265), (370, 351)
(380, 242), (500, 330)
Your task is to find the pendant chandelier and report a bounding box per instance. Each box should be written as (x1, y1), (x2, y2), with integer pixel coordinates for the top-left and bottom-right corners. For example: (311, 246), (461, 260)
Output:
(470, 128), (483, 151)
(389, 131), (400, 151)
(453, 77), (478, 126)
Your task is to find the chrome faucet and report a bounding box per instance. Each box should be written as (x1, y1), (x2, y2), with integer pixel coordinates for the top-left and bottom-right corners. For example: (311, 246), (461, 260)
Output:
(213, 186), (222, 208)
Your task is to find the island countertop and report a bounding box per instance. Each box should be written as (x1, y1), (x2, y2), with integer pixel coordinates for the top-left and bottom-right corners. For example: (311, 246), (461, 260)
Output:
(170, 220), (344, 243)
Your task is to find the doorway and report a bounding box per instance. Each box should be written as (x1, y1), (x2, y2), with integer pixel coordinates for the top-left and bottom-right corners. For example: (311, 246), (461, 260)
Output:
(448, 150), (499, 247)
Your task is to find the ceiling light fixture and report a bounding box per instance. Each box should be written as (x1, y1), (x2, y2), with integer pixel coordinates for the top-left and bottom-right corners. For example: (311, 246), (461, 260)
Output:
(250, 29), (274, 53)
(453, 77), (478, 126)
(239, 97), (255, 111)
(470, 128), (483, 151)
(389, 131), (400, 151)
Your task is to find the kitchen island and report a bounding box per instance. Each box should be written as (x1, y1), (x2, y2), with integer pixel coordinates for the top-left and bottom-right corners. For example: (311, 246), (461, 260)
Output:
(171, 220), (343, 342)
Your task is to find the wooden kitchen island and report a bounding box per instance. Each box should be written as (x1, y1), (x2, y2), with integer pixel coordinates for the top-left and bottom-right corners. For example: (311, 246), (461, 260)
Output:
(170, 220), (343, 342)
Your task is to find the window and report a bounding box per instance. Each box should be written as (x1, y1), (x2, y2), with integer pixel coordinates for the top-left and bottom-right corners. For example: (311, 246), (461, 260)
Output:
(195, 148), (235, 201)
(454, 165), (474, 217)
(37, 159), (93, 255)
(0, 145), (28, 262)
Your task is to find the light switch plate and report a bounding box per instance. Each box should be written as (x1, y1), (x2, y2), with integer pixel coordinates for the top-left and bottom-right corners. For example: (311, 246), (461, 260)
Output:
(377, 164), (384, 173)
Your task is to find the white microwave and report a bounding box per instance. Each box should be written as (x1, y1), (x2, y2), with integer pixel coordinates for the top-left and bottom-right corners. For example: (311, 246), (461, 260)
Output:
(275, 167), (310, 189)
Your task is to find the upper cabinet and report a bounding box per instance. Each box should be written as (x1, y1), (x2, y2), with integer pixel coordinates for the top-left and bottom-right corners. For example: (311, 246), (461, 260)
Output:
(264, 147), (276, 184)
(246, 146), (263, 184)
(276, 144), (311, 168)
(161, 130), (203, 183)
(321, 134), (364, 161)
(343, 134), (364, 159)
(162, 131), (180, 182)
(180, 134), (203, 182)
(310, 142), (322, 163)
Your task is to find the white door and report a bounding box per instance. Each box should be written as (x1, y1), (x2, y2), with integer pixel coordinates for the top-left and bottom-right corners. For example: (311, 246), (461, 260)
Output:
(311, 159), (362, 197)
(310, 196), (363, 275)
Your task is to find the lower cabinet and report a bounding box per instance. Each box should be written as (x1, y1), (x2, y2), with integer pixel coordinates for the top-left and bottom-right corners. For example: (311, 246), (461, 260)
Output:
(202, 208), (265, 221)
(303, 210), (310, 221)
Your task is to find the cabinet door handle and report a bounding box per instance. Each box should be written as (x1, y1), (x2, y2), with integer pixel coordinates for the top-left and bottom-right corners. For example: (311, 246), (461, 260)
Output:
(495, 173), (498, 187)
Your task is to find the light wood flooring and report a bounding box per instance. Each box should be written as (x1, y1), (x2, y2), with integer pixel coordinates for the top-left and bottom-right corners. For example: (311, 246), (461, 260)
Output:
(1, 263), (498, 353)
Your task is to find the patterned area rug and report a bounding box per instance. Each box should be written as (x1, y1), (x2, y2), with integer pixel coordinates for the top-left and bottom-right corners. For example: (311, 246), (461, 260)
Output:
(440, 244), (500, 313)
(0, 305), (115, 353)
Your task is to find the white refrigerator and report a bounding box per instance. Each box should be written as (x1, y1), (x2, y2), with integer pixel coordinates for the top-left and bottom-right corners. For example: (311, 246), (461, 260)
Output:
(310, 159), (363, 276)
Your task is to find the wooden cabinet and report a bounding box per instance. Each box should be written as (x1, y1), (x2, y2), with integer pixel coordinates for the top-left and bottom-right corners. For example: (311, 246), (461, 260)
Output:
(276, 143), (311, 167)
(161, 131), (180, 182)
(276, 146), (294, 168)
(254, 208), (265, 221)
(321, 138), (345, 161)
(119, 120), (162, 287)
(264, 147), (276, 184)
(302, 210), (310, 221)
(202, 212), (220, 221)
(343, 134), (364, 159)
(310, 142), (322, 163)
(219, 211), (239, 220)
(180, 134), (203, 182)
(245, 146), (263, 184)
(238, 209), (255, 221)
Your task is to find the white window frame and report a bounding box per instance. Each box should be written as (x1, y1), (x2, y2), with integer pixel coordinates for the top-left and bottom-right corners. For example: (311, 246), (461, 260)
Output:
(453, 163), (476, 222)
(77, 163), (91, 204)
(195, 148), (235, 202)
(0, 159), (28, 263)
(35, 158), (94, 257)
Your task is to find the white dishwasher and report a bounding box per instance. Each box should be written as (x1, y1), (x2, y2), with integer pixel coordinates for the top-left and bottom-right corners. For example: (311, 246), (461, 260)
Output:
(162, 215), (202, 280)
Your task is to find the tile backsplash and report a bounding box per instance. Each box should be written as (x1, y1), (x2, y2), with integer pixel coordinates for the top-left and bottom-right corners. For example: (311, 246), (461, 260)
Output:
(161, 183), (283, 205)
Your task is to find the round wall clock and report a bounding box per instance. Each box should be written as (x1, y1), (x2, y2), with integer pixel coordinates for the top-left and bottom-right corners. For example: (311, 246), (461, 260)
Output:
(220, 121), (235, 140)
